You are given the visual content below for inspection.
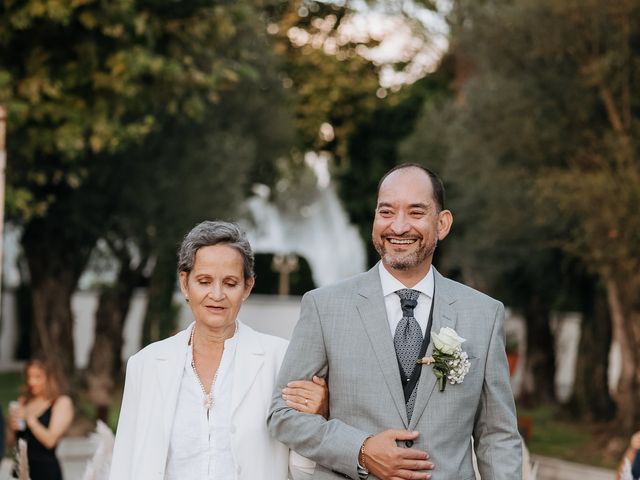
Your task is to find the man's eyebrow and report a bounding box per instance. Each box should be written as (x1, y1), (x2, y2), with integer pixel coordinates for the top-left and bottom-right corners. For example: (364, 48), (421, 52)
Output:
(376, 202), (394, 209)
(376, 202), (431, 209)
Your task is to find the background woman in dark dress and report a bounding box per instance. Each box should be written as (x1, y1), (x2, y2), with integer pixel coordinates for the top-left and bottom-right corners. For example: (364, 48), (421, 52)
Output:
(8, 359), (74, 480)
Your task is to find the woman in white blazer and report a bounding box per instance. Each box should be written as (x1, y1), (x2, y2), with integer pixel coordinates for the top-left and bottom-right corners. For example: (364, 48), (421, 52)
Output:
(109, 221), (325, 480)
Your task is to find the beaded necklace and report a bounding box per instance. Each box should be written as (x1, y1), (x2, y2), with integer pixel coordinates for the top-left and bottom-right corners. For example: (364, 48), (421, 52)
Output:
(189, 326), (219, 410)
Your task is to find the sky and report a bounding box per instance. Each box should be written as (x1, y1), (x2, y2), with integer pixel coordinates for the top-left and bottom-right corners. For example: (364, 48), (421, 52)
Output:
(286, 0), (451, 90)
(346, 0), (450, 88)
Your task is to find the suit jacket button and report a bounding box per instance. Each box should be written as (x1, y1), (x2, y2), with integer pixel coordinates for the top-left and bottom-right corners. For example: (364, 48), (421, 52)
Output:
(405, 440), (414, 447)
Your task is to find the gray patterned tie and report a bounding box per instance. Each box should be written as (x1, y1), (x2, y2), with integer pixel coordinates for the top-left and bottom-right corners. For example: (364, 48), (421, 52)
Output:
(394, 288), (422, 421)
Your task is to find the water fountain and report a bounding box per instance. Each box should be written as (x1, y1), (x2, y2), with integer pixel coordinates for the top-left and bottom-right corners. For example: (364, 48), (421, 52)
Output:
(240, 156), (366, 288)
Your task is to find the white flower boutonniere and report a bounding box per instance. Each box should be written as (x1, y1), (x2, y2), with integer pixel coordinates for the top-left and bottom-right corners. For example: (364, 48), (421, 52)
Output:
(417, 327), (471, 392)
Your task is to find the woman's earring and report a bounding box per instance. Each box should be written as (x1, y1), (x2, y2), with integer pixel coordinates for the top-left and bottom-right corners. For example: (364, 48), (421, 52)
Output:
(185, 297), (190, 303)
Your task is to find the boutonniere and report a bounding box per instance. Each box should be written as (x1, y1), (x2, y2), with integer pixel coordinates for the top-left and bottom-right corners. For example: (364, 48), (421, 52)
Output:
(417, 327), (471, 392)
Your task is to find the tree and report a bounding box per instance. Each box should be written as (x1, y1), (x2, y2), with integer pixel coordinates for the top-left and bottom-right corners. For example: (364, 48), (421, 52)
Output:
(488, 0), (640, 432)
(1, 0), (283, 387)
(82, 12), (293, 410)
(343, 67), (453, 266)
(267, 0), (448, 269)
(400, 93), (561, 404)
(402, 0), (638, 426)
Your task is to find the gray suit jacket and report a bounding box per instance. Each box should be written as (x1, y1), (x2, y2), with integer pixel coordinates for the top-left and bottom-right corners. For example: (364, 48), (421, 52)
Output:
(268, 265), (522, 480)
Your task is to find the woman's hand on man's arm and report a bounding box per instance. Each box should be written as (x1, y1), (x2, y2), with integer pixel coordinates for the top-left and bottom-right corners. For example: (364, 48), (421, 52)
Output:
(282, 376), (329, 418)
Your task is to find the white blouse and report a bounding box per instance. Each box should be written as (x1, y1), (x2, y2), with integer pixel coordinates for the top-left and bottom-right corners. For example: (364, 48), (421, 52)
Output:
(164, 325), (239, 480)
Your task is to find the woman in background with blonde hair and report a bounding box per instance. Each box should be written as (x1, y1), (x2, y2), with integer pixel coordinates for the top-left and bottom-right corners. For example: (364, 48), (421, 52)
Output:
(8, 359), (74, 480)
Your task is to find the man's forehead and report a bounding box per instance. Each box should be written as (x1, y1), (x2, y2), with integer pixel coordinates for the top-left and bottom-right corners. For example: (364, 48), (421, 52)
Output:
(377, 169), (434, 203)
(380, 167), (431, 188)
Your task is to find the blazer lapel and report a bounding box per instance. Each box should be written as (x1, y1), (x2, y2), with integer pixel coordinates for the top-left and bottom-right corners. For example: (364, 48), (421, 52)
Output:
(231, 323), (264, 416)
(356, 265), (409, 427)
(409, 269), (457, 429)
(157, 324), (193, 440)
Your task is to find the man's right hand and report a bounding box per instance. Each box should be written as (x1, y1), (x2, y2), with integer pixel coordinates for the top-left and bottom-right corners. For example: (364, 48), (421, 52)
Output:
(361, 429), (434, 480)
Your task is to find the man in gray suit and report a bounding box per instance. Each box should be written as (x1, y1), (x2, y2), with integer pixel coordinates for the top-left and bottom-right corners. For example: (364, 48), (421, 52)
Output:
(268, 164), (522, 479)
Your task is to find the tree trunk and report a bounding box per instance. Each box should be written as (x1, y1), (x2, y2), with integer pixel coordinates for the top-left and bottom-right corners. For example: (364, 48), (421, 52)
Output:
(15, 283), (34, 360)
(521, 295), (556, 405)
(606, 276), (640, 434)
(21, 209), (96, 392)
(85, 259), (141, 417)
(28, 273), (77, 393)
(142, 243), (180, 346)
(568, 281), (615, 421)
(86, 288), (124, 418)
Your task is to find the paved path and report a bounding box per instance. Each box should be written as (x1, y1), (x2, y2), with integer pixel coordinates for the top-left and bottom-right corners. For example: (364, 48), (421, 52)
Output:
(2, 442), (618, 480)
(532, 454), (616, 480)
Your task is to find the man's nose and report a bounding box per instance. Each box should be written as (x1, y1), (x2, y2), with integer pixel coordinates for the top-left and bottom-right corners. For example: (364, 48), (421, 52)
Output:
(390, 213), (410, 234)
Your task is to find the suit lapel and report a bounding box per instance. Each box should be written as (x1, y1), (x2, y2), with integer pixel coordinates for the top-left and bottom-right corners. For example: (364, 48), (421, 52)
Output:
(356, 265), (409, 427)
(156, 324), (193, 441)
(409, 269), (457, 429)
(231, 323), (264, 416)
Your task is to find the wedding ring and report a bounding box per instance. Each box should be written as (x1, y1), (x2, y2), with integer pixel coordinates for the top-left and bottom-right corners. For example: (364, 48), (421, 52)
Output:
(305, 399), (308, 406)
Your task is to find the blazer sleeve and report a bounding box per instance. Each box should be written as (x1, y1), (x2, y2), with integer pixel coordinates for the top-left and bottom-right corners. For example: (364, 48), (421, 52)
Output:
(109, 353), (142, 480)
(267, 292), (370, 480)
(473, 302), (523, 479)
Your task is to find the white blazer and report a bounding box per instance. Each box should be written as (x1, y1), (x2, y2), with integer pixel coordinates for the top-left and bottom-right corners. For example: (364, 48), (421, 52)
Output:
(109, 322), (314, 480)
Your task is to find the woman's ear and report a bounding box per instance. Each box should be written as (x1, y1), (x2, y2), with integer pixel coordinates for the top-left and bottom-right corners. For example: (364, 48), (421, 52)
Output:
(178, 271), (189, 300)
(243, 276), (255, 300)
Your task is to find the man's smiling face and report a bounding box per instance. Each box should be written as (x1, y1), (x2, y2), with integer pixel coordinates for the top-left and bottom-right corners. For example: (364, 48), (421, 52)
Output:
(372, 167), (446, 273)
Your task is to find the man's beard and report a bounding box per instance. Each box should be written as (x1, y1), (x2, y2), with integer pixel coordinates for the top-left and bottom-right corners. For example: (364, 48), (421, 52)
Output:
(373, 236), (437, 271)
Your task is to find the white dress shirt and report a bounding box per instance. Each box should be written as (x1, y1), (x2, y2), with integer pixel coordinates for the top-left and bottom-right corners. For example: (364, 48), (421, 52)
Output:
(164, 324), (239, 480)
(378, 262), (434, 336)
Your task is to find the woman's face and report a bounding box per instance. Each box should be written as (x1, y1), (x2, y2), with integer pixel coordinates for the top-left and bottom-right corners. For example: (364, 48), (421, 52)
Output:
(26, 365), (47, 397)
(179, 244), (254, 335)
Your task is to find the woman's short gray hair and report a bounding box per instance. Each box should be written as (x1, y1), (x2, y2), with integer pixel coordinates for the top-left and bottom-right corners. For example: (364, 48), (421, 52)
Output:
(177, 221), (255, 280)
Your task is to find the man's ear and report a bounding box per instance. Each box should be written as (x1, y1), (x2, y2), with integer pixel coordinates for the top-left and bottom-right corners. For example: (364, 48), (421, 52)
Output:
(437, 210), (453, 241)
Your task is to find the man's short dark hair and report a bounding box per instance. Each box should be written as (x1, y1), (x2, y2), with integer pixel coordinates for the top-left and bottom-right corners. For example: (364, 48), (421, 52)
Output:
(377, 163), (446, 212)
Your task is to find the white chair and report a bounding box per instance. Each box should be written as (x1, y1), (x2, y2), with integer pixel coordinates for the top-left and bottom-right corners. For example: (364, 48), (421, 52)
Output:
(81, 420), (115, 480)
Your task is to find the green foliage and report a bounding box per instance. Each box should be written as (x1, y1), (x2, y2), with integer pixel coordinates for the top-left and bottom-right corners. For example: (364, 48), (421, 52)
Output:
(0, 0), (266, 219)
(0, 371), (22, 412)
(2, 0), (293, 380)
(401, 0), (640, 415)
(267, 1), (384, 188)
(537, 160), (640, 279)
(518, 404), (617, 468)
(265, 2), (453, 263)
(447, 0), (640, 285)
(341, 69), (452, 266)
(401, 0), (640, 301)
